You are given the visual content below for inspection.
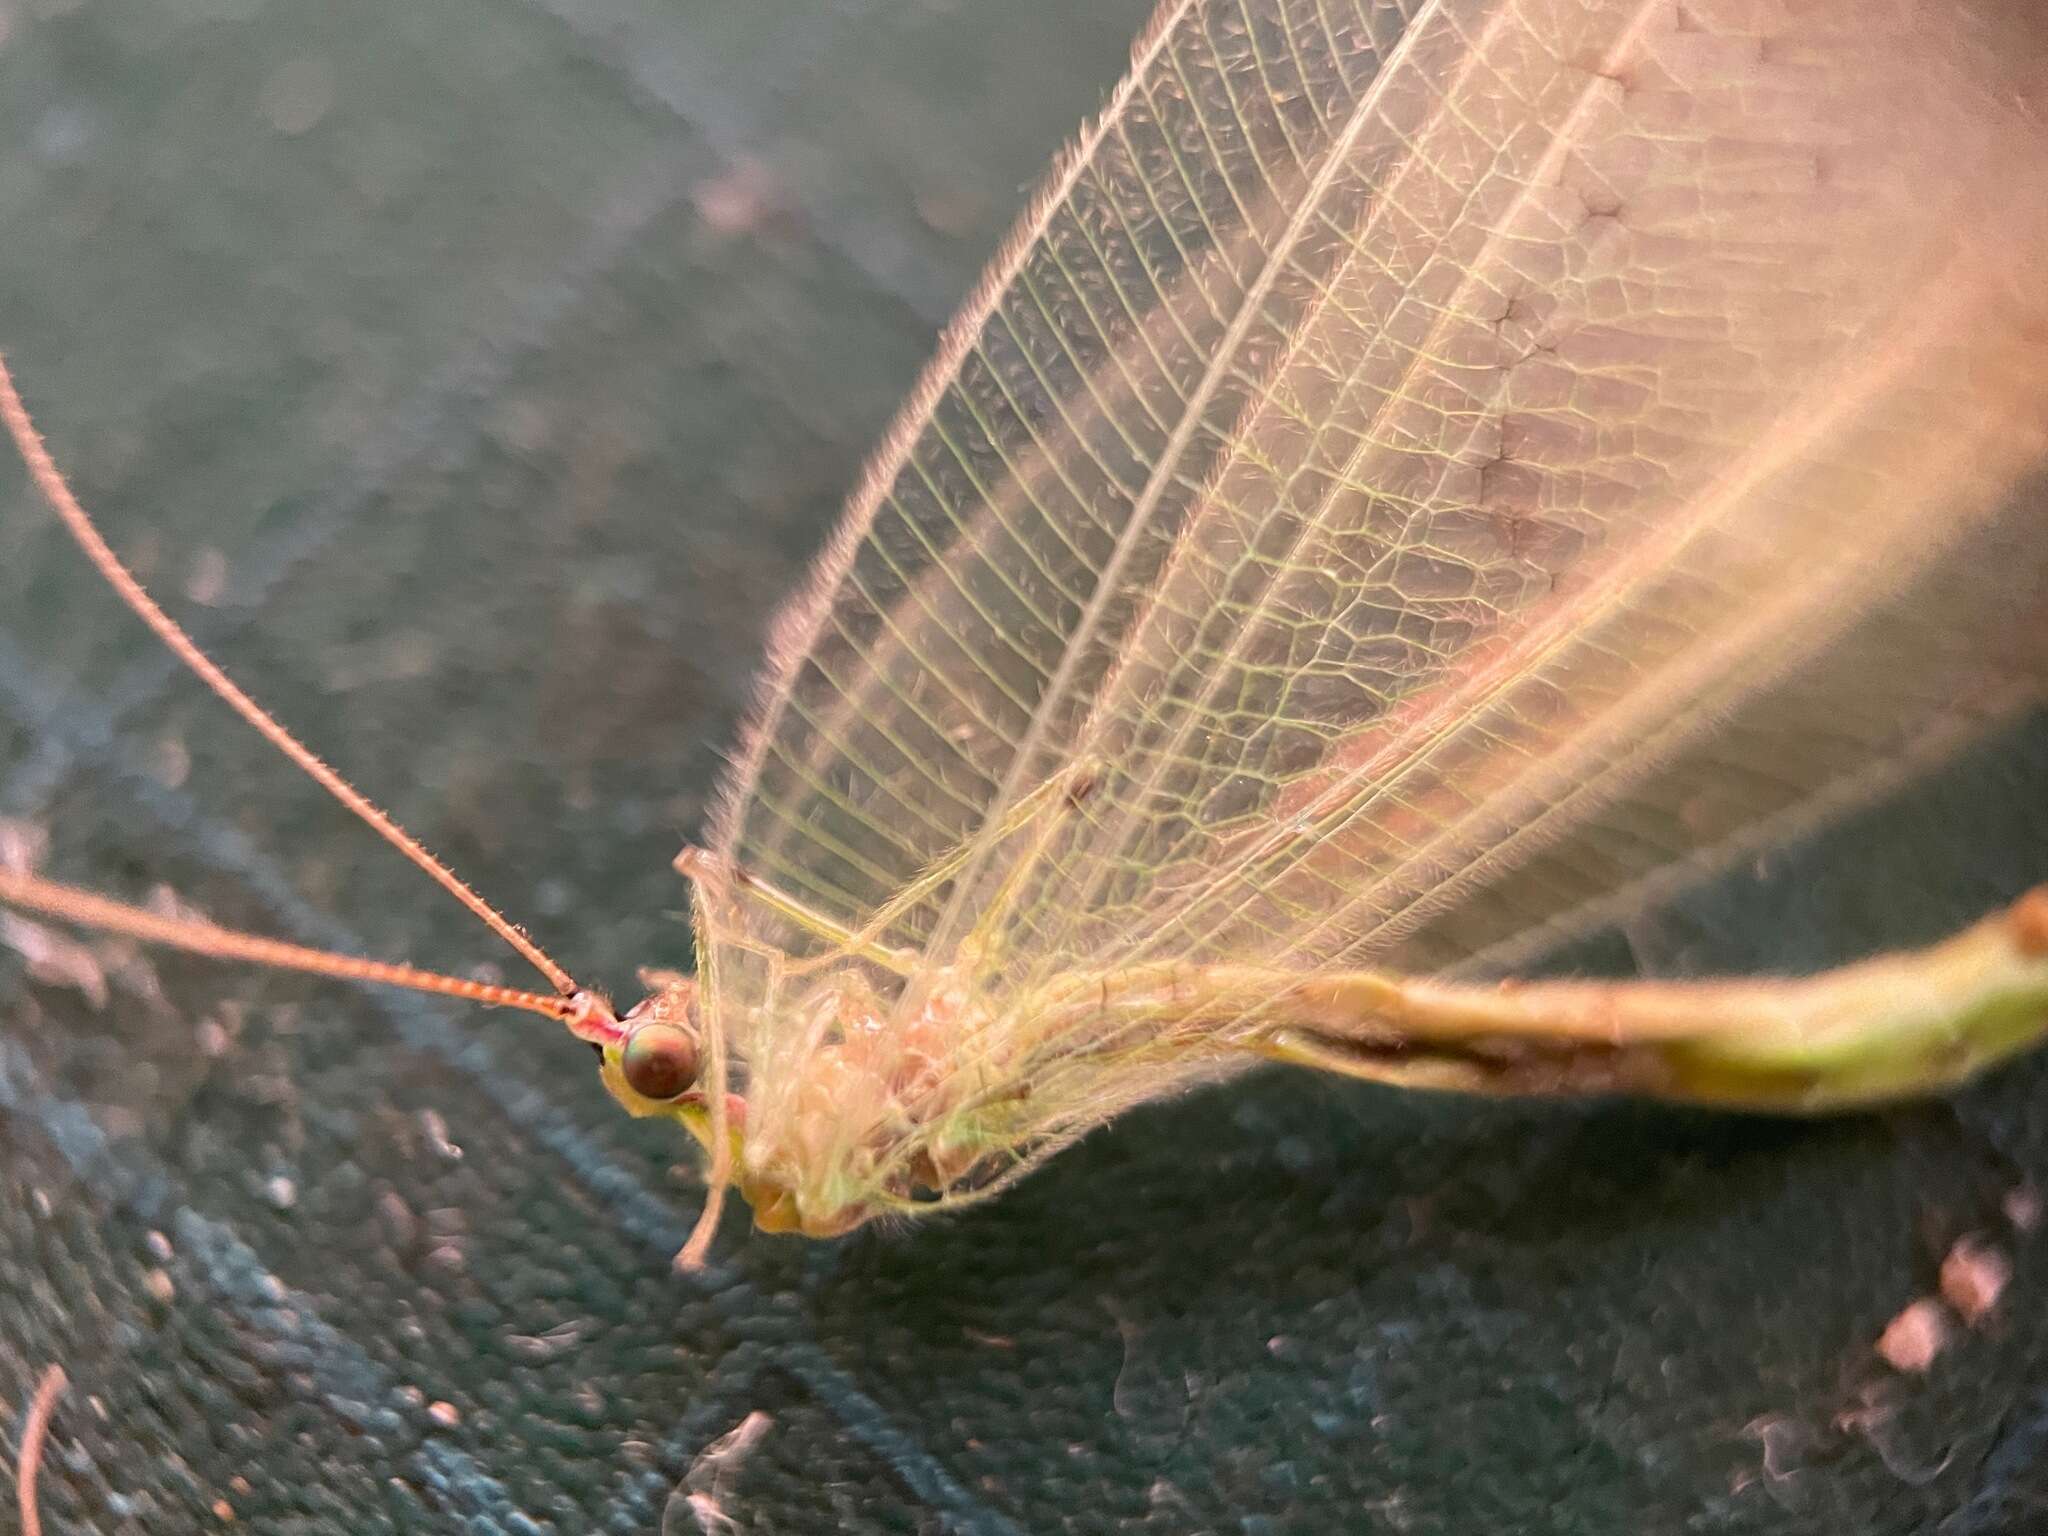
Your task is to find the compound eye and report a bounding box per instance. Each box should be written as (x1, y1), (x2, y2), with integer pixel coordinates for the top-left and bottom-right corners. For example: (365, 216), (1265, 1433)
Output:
(620, 1022), (700, 1102)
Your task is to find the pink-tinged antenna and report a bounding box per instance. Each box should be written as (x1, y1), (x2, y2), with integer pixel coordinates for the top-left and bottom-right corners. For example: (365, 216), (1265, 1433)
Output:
(16, 1363), (66, 1536)
(0, 866), (622, 1043)
(0, 351), (581, 998)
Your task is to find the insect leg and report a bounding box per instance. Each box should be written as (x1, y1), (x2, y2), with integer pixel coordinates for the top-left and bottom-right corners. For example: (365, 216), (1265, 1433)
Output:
(674, 846), (919, 974)
(940, 755), (1105, 972)
(701, 756), (1104, 978)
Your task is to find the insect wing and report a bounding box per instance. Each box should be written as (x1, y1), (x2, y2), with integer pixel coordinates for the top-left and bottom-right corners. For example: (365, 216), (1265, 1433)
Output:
(706, 0), (2048, 1144)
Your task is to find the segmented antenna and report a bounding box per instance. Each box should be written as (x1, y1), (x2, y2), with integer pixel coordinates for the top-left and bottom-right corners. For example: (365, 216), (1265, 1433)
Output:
(16, 1363), (65, 1536)
(0, 352), (580, 997)
(0, 866), (619, 1038)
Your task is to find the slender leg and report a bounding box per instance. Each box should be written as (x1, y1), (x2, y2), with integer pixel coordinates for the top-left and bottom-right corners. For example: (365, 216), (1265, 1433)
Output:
(681, 757), (1104, 978)
(948, 757), (1106, 972)
(675, 846), (918, 975)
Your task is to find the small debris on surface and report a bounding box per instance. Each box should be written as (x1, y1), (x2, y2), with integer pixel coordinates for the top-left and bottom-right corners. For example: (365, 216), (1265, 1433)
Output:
(1, 911), (110, 1007)
(662, 1411), (773, 1536)
(1939, 1238), (2010, 1326)
(2004, 1183), (2041, 1233)
(1876, 1298), (1950, 1373)
(1741, 1412), (1812, 1486)
(504, 1320), (587, 1363)
(700, 1412), (774, 1466)
(0, 817), (47, 873)
(426, 1400), (461, 1429)
(143, 1268), (177, 1304)
(263, 1176), (298, 1211)
(146, 1230), (174, 1263)
(419, 1109), (463, 1161)
(1835, 1391), (1955, 1486)
(675, 1493), (741, 1536)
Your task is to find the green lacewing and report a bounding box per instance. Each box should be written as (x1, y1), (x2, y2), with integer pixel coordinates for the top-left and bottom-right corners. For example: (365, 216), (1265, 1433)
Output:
(3, 0), (2047, 1270)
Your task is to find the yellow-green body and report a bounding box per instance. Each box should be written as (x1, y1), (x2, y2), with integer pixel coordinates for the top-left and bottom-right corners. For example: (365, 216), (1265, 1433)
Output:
(602, 882), (2048, 1239)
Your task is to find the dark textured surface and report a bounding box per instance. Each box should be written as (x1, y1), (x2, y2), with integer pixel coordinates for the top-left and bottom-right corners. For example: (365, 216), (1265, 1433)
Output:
(2, 3), (2046, 1532)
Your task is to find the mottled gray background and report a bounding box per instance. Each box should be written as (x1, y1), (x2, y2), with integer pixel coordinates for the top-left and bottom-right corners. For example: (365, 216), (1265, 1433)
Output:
(2, 2), (2046, 1532)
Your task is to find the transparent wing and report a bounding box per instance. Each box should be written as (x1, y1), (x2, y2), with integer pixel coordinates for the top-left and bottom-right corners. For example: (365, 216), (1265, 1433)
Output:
(709, 0), (2048, 1086)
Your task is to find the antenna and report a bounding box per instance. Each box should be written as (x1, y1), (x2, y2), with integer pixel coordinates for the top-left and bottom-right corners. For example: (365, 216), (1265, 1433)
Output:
(16, 1363), (65, 1536)
(0, 866), (621, 1040)
(0, 352), (581, 997)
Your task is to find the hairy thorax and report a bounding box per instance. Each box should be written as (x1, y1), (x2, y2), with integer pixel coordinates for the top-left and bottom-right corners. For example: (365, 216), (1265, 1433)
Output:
(599, 963), (1023, 1239)
(737, 963), (1016, 1236)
